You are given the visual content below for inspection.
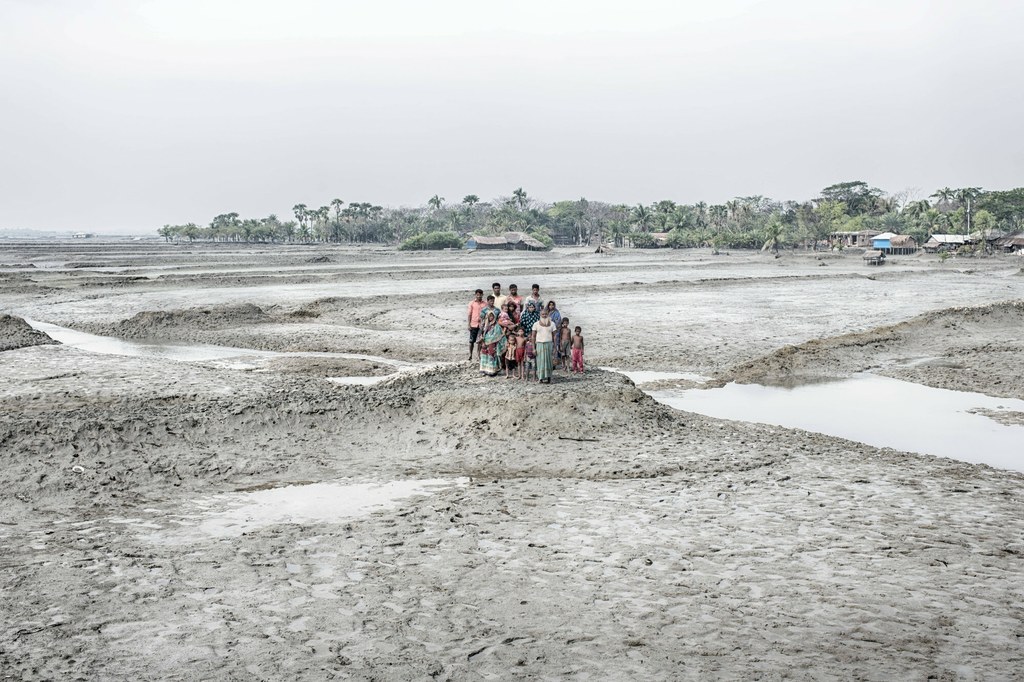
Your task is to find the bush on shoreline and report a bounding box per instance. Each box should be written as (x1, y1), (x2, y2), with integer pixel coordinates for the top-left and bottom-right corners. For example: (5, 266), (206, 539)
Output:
(398, 231), (464, 251)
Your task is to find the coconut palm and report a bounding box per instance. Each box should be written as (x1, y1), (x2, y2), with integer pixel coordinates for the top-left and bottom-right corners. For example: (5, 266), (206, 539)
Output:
(632, 204), (653, 232)
(904, 199), (932, 218)
(930, 187), (956, 208)
(512, 187), (528, 209)
(761, 218), (784, 254)
(428, 195), (444, 211)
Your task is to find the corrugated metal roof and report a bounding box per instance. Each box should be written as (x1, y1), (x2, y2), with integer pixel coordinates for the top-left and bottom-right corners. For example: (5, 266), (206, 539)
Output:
(873, 232), (898, 240)
(927, 234), (968, 244)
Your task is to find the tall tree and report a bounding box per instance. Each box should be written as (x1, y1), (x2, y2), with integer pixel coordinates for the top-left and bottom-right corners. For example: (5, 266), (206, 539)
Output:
(632, 204), (653, 232)
(292, 204), (308, 235)
(512, 187), (528, 209)
(820, 181), (883, 215)
(955, 187), (983, 234)
(930, 187), (956, 208)
(428, 194), (444, 211)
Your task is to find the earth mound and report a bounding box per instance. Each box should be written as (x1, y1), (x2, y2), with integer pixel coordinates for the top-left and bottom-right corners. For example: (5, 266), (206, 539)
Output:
(0, 314), (58, 352)
(721, 300), (1024, 399)
(99, 303), (273, 339)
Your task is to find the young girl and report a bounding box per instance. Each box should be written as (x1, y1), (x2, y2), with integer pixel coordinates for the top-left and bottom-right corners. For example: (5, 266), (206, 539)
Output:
(571, 325), (585, 373)
(558, 318), (572, 371)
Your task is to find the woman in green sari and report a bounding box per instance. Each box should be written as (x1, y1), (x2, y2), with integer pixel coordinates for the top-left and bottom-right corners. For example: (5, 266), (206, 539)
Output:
(532, 310), (555, 383)
(479, 311), (504, 376)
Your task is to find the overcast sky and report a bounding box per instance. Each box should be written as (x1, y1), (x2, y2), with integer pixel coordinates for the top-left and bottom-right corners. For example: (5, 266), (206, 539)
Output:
(2, 0), (1022, 233)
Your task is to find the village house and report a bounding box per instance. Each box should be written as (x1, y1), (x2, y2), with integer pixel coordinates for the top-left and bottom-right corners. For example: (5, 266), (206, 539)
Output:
(923, 234), (973, 253)
(465, 232), (549, 251)
(830, 230), (880, 248)
(994, 232), (1024, 254)
(871, 232), (917, 255)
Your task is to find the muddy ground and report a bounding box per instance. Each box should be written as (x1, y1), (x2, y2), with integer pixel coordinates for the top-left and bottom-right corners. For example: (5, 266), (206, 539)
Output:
(1, 241), (1022, 680)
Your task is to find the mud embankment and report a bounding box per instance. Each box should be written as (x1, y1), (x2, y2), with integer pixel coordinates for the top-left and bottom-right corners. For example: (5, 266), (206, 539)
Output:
(0, 365), (790, 510)
(87, 303), (274, 339)
(721, 300), (1024, 399)
(0, 314), (57, 352)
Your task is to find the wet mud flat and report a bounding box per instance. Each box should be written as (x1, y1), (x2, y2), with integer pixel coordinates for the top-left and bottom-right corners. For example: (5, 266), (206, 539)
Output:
(2, 241), (1024, 679)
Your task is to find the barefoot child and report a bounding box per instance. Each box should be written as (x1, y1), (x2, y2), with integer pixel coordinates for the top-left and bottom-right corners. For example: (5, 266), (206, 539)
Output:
(571, 326), (585, 373)
(504, 327), (518, 378)
(558, 318), (571, 371)
(514, 328), (527, 380)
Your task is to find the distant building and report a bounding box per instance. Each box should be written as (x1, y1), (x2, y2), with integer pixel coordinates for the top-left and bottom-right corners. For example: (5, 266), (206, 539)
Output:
(871, 232), (917, 255)
(830, 230), (880, 248)
(994, 232), (1024, 254)
(465, 233), (549, 251)
(923, 234), (972, 252)
(71, 232), (94, 239)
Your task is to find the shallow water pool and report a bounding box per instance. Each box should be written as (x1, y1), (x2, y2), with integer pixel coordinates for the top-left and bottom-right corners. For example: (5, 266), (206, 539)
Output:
(649, 374), (1024, 472)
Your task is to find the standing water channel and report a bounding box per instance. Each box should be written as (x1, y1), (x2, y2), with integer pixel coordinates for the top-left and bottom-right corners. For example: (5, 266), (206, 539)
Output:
(646, 374), (1024, 473)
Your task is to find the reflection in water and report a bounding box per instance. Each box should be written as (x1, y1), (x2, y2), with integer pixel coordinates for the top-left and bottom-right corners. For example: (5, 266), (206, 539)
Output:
(649, 374), (1024, 472)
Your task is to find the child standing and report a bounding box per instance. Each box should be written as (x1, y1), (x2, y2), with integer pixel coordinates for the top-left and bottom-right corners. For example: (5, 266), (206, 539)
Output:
(504, 327), (518, 379)
(514, 328), (527, 380)
(571, 326), (585, 373)
(524, 338), (536, 381)
(558, 318), (571, 371)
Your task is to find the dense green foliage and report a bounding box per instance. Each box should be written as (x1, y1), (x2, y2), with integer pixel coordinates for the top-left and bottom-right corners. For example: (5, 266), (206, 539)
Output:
(398, 231), (463, 251)
(158, 183), (1024, 250)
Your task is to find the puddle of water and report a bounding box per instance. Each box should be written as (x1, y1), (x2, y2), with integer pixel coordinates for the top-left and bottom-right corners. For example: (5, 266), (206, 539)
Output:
(24, 319), (413, 368)
(139, 478), (468, 544)
(649, 374), (1024, 472)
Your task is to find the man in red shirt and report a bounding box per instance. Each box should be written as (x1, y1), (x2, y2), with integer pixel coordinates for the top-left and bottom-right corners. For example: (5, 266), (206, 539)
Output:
(466, 289), (486, 360)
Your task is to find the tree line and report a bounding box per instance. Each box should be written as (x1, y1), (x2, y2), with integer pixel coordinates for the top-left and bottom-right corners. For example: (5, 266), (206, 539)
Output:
(157, 183), (1024, 250)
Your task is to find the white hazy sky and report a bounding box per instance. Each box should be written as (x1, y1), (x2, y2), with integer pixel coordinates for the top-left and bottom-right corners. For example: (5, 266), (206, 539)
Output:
(1, 0), (1022, 233)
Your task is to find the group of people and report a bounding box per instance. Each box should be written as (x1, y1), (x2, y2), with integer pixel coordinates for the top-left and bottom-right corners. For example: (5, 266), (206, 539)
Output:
(467, 282), (584, 383)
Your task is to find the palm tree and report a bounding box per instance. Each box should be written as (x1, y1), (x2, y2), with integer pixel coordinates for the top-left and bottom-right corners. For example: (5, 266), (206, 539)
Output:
(930, 187), (956, 208)
(761, 217), (784, 254)
(694, 201), (708, 228)
(956, 187), (983, 234)
(428, 194), (444, 211)
(330, 198), (345, 229)
(462, 195), (479, 207)
(632, 204), (653, 232)
(904, 199), (932, 218)
(292, 204), (308, 234)
(512, 187), (528, 210)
